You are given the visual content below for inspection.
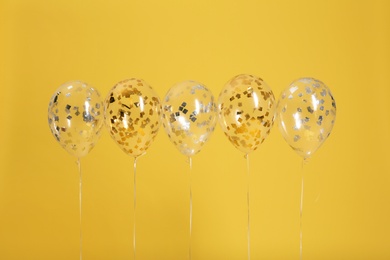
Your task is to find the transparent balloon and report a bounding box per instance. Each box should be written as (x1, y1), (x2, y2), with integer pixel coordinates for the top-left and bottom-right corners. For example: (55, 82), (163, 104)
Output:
(218, 74), (276, 154)
(276, 77), (336, 159)
(161, 80), (217, 157)
(104, 78), (161, 158)
(48, 81), (104, 158)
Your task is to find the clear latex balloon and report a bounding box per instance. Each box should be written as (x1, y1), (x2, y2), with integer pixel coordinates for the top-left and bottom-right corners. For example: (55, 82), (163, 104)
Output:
(276, 77), (336, 159)
(48, 81), (104, 158)
(104, 78), (161, 158)
(218, 74), (276, 154)
(161, 80), (217, 157)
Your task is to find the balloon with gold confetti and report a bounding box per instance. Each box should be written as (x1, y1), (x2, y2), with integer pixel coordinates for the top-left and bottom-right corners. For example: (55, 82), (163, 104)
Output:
(104, 78), (161, 158)
(161, 80), (217, 157)
(276, 77), (336, 159)
(218, 74), (276, 154)
(48, 80), (104, 158)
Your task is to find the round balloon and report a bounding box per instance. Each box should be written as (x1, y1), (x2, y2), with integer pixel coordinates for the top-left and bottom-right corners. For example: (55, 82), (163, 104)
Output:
(218, 74), (276, 154)
(48, 81), (104, 158)
(161, 80), (217, 157)
(104, 78), (161, 158)
(276, 77), (336, 159)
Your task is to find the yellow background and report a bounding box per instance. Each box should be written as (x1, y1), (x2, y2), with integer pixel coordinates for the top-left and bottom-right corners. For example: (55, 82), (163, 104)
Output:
(1, 0), (389, 259)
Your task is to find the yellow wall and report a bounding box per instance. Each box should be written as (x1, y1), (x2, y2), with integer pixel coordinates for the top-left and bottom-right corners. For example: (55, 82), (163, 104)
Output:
(1, 0), (389, 259)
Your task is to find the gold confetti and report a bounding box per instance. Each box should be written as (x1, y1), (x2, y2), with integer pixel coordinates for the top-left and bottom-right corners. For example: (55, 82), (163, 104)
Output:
(104, 78), (161, 158)
(218, 74), (276, 154)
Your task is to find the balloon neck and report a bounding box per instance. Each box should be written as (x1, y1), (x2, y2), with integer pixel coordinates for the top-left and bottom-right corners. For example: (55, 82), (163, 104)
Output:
(134, 152), (146, 160)
(303, 157), (310, 165)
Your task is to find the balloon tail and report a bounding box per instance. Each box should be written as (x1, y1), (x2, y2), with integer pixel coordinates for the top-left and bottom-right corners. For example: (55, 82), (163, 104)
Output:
(77, 158), (83, 260)
(245, 154), (251, 260)
(188, 157), (193, 260)
(133, 157), (137, 260)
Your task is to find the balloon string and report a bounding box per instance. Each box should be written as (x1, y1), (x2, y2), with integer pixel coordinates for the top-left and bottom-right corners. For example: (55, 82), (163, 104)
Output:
(300, 159), (306, 260)
(133, 157), (137, 260)
(188, 156), (193, 260)
(77, 158), (83, 260)
(245, 154), (251, 260)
